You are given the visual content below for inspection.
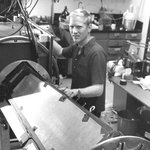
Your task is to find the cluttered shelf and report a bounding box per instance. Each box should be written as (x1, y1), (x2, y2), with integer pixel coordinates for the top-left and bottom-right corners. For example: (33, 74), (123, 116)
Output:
(107, 39), (150, 110)
(59, 20), (142, 33)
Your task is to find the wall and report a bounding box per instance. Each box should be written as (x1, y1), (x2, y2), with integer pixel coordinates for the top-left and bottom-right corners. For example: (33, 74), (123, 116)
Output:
(28, 0), (144, 26)
(28, 0), (133, 16)
(28, 0), (143, 21)
(53, 0), (128, 14)
(137, 0), (150, 59)
(26, 0), (52, 17)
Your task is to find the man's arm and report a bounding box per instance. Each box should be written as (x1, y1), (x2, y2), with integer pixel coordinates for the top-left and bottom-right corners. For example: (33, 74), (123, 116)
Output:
(62, 84), (104, 98)
(53, 40), (63, 57)
(78, 84), (104, 98)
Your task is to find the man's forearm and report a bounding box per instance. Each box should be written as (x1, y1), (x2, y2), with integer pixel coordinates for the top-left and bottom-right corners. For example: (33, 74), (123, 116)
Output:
(78, 84), (104, 98)
(53, 40), (63, 57)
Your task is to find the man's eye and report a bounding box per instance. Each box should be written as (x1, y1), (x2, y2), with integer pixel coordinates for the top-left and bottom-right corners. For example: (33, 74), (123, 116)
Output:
(69, 26), (73, 29)
(76, 26), (82, 29)
(69, 26), (82, 30)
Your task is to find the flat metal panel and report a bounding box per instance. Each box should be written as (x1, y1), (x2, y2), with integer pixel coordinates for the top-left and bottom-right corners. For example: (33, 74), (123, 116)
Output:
(9, 82), (103, 150)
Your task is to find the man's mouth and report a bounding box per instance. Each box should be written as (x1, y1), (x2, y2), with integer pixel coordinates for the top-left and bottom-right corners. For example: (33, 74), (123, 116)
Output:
(72, 35), (79, 40)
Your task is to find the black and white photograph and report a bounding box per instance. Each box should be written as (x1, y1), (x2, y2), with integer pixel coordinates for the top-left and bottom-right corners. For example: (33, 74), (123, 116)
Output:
(0, 0), (150, 149)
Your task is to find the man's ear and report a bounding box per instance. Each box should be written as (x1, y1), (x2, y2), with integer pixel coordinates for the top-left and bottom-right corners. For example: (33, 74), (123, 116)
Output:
(88, 23), (92, 32)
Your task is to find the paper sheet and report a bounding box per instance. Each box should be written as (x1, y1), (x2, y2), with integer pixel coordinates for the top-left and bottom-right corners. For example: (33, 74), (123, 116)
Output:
(1, 105), (27, 142)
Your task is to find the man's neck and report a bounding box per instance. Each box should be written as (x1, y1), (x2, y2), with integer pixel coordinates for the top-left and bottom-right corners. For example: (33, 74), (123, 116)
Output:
(78, 35), (92, 47)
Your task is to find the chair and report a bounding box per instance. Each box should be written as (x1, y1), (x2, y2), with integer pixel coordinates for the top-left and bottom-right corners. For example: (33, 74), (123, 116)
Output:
(91, 135), (150, 150)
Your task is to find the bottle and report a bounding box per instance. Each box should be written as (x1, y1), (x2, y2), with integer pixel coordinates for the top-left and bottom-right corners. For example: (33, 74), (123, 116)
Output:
(60, 6), (69, 22)
(122, 5), (136, 31)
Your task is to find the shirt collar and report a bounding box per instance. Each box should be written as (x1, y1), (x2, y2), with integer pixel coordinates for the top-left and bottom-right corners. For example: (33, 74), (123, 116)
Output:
(79, 37), (96, 56)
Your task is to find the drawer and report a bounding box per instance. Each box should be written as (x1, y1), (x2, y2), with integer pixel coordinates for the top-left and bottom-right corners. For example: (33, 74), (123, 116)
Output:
(96, 40), (108, 52)
(145, 52), (150, 60)
(91, 33), (108, 40)
(96, 40), (107, 46)
(125, 33), (141, 40)
(108, 47), (122, 54)
(109, 33), (125, 39)
(108, 40), (125, 46)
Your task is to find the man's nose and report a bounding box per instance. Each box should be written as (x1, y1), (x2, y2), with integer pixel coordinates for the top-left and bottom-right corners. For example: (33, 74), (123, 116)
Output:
(72, 27), (78, 33)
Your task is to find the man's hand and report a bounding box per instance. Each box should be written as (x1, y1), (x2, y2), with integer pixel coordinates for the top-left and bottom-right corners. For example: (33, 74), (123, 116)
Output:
(59, 87), (79, 98)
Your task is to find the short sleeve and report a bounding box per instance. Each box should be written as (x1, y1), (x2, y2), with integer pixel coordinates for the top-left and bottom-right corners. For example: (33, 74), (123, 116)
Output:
(89, 49), (107, 85)
(62, 44), (77, 58)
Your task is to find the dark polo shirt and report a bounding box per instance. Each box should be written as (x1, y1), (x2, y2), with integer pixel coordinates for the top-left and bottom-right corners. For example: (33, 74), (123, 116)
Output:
(62, 37), (107, 117)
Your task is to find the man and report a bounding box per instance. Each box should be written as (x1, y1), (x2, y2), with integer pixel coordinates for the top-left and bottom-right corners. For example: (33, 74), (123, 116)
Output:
(53, 8), (107, 117)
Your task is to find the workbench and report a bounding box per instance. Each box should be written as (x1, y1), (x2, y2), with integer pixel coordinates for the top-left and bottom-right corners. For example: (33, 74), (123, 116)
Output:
(111, 76), (150, 111)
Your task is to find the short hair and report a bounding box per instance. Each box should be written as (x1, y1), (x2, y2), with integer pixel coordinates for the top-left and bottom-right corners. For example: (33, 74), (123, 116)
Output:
(69, 8), (92, 25)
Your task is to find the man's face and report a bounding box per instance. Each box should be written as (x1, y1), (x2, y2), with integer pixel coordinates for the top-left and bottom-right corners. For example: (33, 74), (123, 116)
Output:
(69, 15), (91, 45)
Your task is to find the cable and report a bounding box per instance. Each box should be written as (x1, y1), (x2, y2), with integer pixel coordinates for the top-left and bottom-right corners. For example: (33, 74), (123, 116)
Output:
(0, 23), (24, 37)
(17, 0), (39, 61)
(6, 0), (16, 14)
(0, 4), (11, 15)
(9, 25), (24, 36)
(0, 0), (19, 20)
(6, 10), (19, 19)
(28, 0), (39, 15)
(0, 15), (13, 22)
(25, 0), (33, 9)
(4, 0), (19, 21)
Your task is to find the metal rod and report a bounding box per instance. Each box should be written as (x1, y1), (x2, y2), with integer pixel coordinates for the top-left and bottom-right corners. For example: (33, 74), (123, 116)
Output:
(27, 19), (54, 38)
(49, 36), (53, 78)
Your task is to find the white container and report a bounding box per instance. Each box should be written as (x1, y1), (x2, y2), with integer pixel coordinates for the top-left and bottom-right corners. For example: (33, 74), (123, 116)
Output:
(123, 5), (136, 31)
(111, 24), (116, 30)
(124, 19), (136, 31)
